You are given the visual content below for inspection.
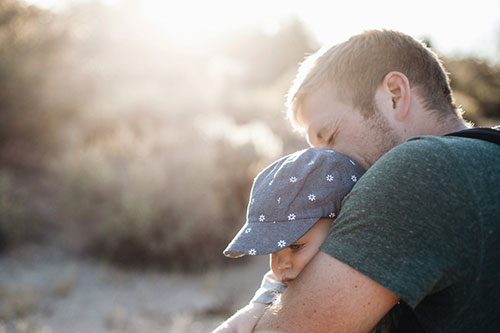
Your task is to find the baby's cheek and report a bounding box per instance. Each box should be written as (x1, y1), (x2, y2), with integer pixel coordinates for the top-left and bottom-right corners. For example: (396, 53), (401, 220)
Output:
(294, 259), (307, 275)
(270, 254), (278, 276)
(298, 249), (320, 273)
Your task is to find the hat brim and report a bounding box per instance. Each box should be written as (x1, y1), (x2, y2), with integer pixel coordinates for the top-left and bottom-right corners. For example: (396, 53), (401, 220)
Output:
(223, 218), (319, 258)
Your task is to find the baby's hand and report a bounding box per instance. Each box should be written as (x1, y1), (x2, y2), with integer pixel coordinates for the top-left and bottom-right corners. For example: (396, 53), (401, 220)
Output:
(212, 302), (267, 333)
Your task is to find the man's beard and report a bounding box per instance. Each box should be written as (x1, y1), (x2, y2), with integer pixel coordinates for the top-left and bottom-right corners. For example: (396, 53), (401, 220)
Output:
(364, 106), (404, 168)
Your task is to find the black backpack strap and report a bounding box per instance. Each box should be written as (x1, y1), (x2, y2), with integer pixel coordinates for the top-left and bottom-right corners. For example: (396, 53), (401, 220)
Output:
(444, 127), (500, 146)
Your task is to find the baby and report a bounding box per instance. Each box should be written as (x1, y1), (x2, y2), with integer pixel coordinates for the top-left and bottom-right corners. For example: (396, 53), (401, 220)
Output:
(213, 147), (365, 332)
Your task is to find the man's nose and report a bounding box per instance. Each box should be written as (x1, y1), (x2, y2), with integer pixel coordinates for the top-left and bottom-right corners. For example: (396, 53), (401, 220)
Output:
(306, 132), (320, 148)
(307, 132), (328, 149)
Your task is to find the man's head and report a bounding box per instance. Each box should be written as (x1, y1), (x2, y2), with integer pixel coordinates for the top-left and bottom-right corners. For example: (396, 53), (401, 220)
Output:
(286, 29), (466, 168)
(223, 147), (365, 258)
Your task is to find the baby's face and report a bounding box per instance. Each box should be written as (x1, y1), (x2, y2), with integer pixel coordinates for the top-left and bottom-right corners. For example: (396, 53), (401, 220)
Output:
(270, 218), (332, 283)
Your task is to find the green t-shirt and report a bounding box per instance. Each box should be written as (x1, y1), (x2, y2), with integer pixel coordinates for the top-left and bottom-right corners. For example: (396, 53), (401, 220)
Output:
(321, 135), (500, 332)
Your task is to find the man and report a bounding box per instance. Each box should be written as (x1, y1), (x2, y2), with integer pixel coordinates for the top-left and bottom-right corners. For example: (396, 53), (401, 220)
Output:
(251, 30), (500, 332)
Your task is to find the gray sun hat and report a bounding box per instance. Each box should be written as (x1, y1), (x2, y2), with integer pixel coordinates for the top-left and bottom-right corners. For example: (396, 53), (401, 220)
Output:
(223, 147), (365, 258)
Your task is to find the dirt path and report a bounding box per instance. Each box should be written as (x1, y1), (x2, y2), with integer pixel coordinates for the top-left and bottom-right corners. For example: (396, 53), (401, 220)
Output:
(0, 244), (269, 332)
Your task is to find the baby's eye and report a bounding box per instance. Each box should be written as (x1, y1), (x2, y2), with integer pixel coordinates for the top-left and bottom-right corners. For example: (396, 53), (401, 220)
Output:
(289, 243), (304, 250)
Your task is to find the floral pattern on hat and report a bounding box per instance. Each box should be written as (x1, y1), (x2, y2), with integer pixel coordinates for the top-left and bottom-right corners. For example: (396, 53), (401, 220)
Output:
(223, 147), (365, 258)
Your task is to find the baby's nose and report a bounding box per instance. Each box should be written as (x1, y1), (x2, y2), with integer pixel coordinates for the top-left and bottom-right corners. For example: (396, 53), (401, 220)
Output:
(277, 252), (292, 270)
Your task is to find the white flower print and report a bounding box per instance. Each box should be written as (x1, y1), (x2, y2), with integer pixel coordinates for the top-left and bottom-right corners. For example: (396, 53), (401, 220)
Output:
(248, 249), (257, 255)
(245, 227), (252, 234)
(271, 290), (281, 300)
(277, 197), (281, 204)
(326, 174), (334, 182)
(351, 175), (357, 182)
(289, 176), (297, 183)
(269, 180), (273, 186)
(308, 160), (315, 166)
(329, 212), (336, 218)
(288, 213), (296, 221)
(259, 214), (265, 222)
(308, 194), (316, 201)
(278, 240), (286, 248)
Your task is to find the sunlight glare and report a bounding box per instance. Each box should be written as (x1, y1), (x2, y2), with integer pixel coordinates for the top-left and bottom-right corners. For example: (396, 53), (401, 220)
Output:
(137, 0), (291, 42)
(24, 0), (500, 60)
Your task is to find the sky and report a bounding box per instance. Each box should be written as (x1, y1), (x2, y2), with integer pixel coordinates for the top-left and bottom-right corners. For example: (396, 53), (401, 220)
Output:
(25, 0), (500, 61)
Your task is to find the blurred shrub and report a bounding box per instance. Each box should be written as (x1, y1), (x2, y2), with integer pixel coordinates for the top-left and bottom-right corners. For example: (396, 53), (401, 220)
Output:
(0, 170), (24, 250)
(56, 117), (282, 271)
(0, 170), (55, 252)
(0, 0), (70, 171)
(0, 0), (312, 270)
(446, 57), (500, 124)
(41, 3), (308, 270)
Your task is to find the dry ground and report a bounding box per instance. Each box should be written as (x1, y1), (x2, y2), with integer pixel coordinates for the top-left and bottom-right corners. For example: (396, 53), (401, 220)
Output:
(0, 244), (269, 333)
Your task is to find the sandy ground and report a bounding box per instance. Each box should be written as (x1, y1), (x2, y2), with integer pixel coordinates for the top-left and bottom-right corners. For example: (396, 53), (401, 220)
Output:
(0, 244), (269, 333)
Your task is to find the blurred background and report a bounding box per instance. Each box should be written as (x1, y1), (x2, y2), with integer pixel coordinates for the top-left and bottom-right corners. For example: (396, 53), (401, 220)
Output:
(0, 0), (499, 331)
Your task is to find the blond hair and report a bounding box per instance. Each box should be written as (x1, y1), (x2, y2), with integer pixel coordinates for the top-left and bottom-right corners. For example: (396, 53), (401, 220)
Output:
(286, 29), (458, 130)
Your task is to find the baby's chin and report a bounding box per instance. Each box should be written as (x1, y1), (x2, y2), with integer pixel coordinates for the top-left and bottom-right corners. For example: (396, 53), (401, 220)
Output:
(271, 270), (299, 283)
(281, 277), (295, 283)
(280, 273), (299, 283)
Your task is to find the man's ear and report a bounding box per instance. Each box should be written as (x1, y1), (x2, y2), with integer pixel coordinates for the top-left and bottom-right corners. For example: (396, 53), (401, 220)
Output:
(379, 71), (411, 121)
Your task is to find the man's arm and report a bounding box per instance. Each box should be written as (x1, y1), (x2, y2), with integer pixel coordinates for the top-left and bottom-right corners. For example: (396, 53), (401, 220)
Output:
(254, 251), (399, 332)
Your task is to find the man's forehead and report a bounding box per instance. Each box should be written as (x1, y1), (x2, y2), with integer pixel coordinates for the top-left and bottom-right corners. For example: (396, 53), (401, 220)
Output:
(296, 99), (323, 131)
(295, 103), (307, 129)
(297, 99), (335, 132)
(298, 83), (339, 117)
(295, 105), (321, 147)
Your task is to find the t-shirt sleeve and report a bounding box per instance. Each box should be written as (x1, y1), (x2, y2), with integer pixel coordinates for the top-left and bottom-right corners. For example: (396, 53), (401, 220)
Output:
(321, 137), (480, 308)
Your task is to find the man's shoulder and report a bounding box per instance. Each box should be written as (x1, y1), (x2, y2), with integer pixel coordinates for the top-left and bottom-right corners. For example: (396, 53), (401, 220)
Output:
(391, 134), (480, 155)
(354, 133), (499, 199)
(362, 136), (452, 179)
(371, 133), (497, 173)
(399, 131), (499, 153)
